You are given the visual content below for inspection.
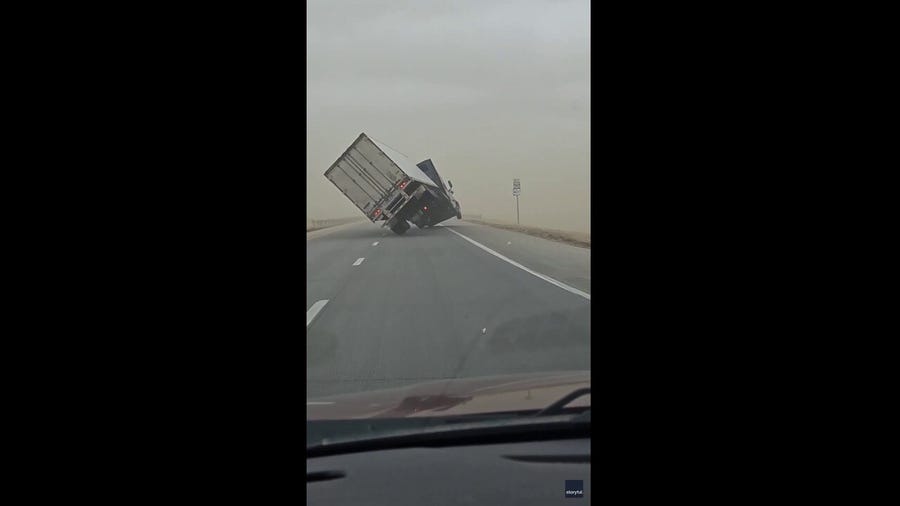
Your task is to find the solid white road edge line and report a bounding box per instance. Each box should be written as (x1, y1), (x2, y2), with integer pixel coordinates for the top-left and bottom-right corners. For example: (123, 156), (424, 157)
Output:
(441, 226), (591, 301)
(306, 300), (329, 327)
(353, 257), (365, 266)
(307, 401), (335, 405)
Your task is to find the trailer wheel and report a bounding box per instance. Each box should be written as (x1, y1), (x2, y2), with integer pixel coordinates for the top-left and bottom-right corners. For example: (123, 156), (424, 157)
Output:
(391, 220), (410, 235)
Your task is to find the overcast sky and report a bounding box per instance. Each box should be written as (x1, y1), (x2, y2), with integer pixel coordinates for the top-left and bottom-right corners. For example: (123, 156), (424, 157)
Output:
(307, 0), (590, 232)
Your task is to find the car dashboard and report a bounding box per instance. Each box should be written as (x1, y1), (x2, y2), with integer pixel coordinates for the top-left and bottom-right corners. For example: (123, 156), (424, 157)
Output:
(307, 437), (590, 505)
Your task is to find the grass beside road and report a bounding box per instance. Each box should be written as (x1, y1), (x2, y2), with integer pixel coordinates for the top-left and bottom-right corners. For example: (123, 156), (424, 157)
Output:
(306, 218), (366, 232)
(463, 219), (590, 249)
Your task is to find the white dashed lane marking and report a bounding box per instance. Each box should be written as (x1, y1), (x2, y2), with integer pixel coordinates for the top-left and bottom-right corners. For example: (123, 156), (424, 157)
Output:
(353, 257), (365, 266)
(372, 241), (379, 246)
(306, 300), (329, 327)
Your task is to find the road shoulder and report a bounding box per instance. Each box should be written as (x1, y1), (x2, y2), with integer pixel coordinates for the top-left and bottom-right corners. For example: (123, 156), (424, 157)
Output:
(440, 220), (590, 294)
(462, 219), (590, 249)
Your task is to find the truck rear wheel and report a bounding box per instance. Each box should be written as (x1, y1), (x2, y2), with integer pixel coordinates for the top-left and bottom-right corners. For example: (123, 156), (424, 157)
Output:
(391, 220), (410, 235)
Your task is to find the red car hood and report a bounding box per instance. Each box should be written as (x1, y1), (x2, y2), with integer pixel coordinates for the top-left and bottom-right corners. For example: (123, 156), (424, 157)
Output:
(307, 371), (590, 420)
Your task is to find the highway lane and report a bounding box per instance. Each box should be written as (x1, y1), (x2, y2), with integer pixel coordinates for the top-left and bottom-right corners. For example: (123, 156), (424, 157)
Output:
(306, 219), (591, 399)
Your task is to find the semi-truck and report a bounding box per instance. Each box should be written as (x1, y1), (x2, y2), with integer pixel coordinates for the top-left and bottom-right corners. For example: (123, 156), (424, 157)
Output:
(324, 133), (462, 235)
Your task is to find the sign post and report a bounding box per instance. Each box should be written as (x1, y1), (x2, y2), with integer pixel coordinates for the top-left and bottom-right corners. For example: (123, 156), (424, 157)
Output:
(512, 178), (521, 225)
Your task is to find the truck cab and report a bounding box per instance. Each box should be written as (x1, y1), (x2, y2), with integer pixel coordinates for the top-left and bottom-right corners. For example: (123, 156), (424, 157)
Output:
(410, 159), (462, 229)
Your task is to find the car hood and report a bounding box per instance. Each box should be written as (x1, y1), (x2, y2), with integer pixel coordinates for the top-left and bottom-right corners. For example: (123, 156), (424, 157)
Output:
(307, 371), (590, 420)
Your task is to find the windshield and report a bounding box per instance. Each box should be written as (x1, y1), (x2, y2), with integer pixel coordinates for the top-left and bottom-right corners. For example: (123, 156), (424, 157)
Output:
(307, 0), (590, 441)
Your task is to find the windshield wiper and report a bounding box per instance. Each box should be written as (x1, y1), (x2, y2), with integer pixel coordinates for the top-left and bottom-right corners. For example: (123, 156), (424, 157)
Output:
(534, 387), (590, 417)
(307, 387), (591, 458)
(307, 415), (589, 458)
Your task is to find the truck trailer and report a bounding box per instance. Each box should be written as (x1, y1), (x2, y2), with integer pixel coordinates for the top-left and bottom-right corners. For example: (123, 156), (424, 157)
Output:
(324, 133), (461, 235)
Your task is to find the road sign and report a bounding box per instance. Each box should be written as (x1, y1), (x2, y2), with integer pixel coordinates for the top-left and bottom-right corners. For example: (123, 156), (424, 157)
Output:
(513, 179), (521, 224)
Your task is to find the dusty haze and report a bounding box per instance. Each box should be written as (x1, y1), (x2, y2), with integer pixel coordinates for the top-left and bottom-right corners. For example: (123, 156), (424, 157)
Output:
(307, 0), (590, 233)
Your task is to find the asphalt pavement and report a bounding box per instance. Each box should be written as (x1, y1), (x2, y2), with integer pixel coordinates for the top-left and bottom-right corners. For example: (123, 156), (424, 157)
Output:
(306, 219), (591, 399)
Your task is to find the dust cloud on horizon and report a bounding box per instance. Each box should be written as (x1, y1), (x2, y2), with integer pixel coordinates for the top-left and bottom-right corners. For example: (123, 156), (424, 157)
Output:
(307, 0), (590, 233)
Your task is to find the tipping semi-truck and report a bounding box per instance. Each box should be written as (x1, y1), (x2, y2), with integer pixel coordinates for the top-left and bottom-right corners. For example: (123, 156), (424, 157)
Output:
(324, 133), (462, 235)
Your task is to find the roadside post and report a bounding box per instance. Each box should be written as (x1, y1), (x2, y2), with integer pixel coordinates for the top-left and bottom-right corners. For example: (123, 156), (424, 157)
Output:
(513, 178), (521, 225)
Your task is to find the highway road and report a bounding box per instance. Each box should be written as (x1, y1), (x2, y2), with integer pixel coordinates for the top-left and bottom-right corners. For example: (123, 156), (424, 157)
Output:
(306, 219), (591, 400)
